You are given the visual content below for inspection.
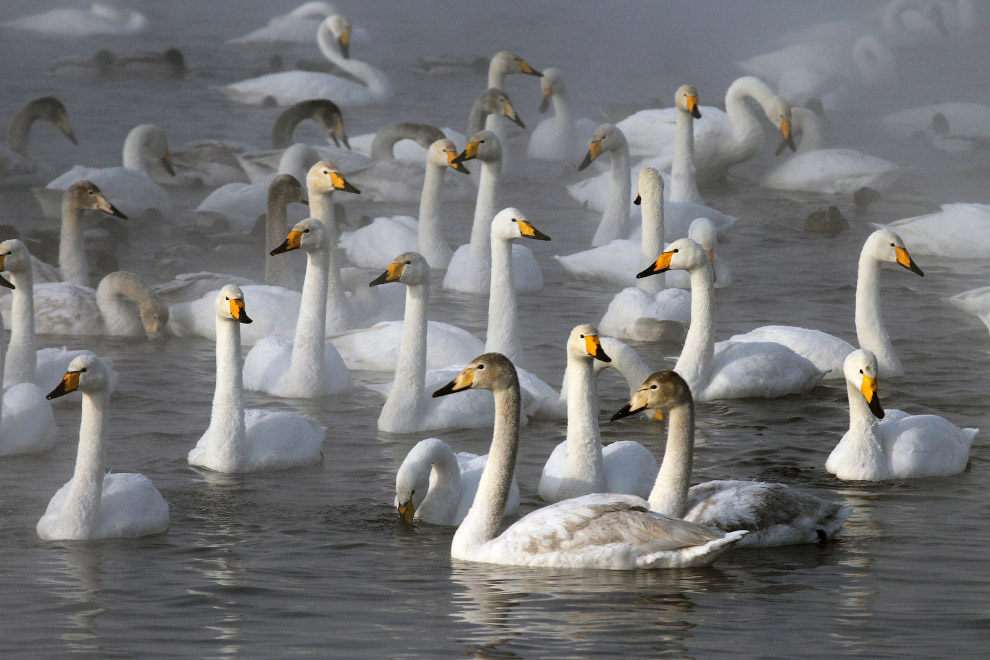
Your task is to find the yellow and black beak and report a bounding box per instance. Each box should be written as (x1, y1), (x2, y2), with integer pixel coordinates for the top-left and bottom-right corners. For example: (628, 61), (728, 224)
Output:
(517, 219), (551, 241)
(577, 139), (603, 171)
(446, 148), (470, 174)
(270, 230), (302, 255)
(686, 94), (702, 119)
(504, 101), (526, 129)
(338, 27), (351, 59)
(517, 58), (541, 77)
(369, 261), (405, 287)
(636, 250), (675, 278)
(47, 370), (81, 400)
(433, 366), (476, 397)
(95, 193), (127, 219)
(397, 497), (415, 524)
(330, 171), (360, 194)
(0, 254), (13, 290)
(58, 116), (78, 145)
(161, 148), (176, 176)
(861, 373), (884, 419)
(610, 388), (650, 422)
(331, 116), (350, 150)
(450, 141), (479, 167)
(777, 117), (796, 155)
(585, 335), (611, 362)
(539, 87), (551, 114)
(229, 298), (253, 324)
(895, 246), (924, 277)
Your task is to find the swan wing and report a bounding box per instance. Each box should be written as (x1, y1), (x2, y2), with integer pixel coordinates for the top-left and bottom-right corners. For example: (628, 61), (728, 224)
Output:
(878, 203), (990, 259)
(0, 383), (57, 455)
(243, 408), (326, 471)
(702, 340), (825, 400)
(554, 239), (639, 286)
(602, 441), (659, 499)
(878, 411), (977, 478)
(728, 325), (854, 378)
(97, 473), (169, 538)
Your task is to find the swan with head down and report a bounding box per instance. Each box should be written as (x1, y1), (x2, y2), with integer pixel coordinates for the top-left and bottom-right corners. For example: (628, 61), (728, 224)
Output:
(1, 96), (77, 187)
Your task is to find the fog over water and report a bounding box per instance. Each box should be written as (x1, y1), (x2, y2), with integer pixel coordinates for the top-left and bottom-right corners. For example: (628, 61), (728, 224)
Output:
(0, 1), (988, 658)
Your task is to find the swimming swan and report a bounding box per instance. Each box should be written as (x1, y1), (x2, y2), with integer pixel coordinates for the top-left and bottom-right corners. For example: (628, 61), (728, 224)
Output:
(874, 203), (990, 259)
(526, 67), (597, 162)
(1, 96), (77, 187)
(3, 3), (148, 37)
(0, 311), (56, 456)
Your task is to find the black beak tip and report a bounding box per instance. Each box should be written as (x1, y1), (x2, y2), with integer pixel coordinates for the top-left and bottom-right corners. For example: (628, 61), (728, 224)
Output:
(577, 152), (594, 171)
(633, 194), (641, 206)
(369, 271), (389, 287)
(0, 276), (14, 290)
(596, 351), (611, 363)
(452, 162), (470, 175)
(432, 381), (456, 398)
(511, 114), (526, 129)
(635, 265), (659, 279)
(239, 314), (253, 324)
(609, 405), (633, 423)
(692, 107), (702, 119)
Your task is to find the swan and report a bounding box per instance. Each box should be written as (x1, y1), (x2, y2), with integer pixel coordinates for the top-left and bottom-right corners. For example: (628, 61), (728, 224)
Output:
(526, 67), (597, 162)
(55, 180), (127, 286)
(761, 107), (906, 194)
(227, 2), (370, 45)
(39, 124), (175, 220)
(340, 139), (467, 269)
(573, 123), (634, 246)
(395, 437), (520, 525)
(484, 51), (542, 171)
(639, 238), (824, 400)
(874, 204), (990, 259)
(663, 218), (731, 289)
(881, 102), (990, 141)
(946, 285), (990, 335)
(559, 335), (655, 409)
(433, 353), (747, 568)
(611, 370), (852, 546)
(264, 174), (307, 289)
(3, 3), (148, 37)
(243, 218), (352, 398)
(0, 312), (56, 456)
(729, 229), (923, 379)
(38, 355), (167, 540)
(222, 15), (392, 107)
(1, 96), (77, 187)
(188, 285), (326, 473)
(538, 325), (659, 503)
(442, 131), (544, 294)
(827, 349), (976, 481)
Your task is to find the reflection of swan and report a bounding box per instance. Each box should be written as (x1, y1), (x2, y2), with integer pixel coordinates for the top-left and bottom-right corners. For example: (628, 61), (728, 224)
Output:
(827, 349), (976, 480)
(0, 312), (56, 456)
(2, 96), (77, 187)
(243, 219), (352, 397)
(188, 285), (326, 473)
(395, 437), (519, 525)
(2, 3), (148, 37)
(538, 325), (658, 503)
(222, 15), (392, 107)
(434, 354), (746, 569)
(526, 68), (597, 162)
(613, 370), (851, 546)
(875, 203), (990, 259)
(38, 355), (168, 540)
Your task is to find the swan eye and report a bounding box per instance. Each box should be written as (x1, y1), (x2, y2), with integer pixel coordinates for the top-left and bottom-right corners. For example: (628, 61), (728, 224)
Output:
(673, 249), (679, 253)
(579, 334), (585, 338)
(80, 368), (87, 373)
(323, 170), (328, 175)
(859, 369), (863, 374)
(890, 242), (895, 247)
(303, 229), (310, 233)
(225, 296), (229, 300)
(477, 364), (485, 370)
(479, 140), (485, 144)
(651, 384), (657, 389)
(511, 218), (517, 223)
(405, 260), (411, 265)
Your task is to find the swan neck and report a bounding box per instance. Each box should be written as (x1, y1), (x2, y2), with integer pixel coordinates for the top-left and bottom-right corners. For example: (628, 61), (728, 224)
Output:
(121, 128), (148, 171)
(270, 103), (311, 149)
(6, 266), (36, 385)
(593, 140), (631, 246)
(289, 246), (330, 383)
(855, 253), (897, 374)
(265, 192), (293, 288)
(417, 161), (451, 268)
(63, 389), (109, 536)
(59, 194), (89, 287)
(208, 318), (246, 467)
(96, 272), (156, 335)
(564, 356), (606, 493)
(312, 193), (351, 332)
(674, 263), (716, 392)
(723, 77), (771, 156)
(484, 236), (521, 363)
(638, 179), (666, 293)
(466, 158), (500, 279)
(382, 281), (429, 425)
(648, 401), (693, 517)
(606, 343), (652, 394)
(316, 25), (391, 98)
(670, 106), (702, 204)
(7, 103), (39, 156)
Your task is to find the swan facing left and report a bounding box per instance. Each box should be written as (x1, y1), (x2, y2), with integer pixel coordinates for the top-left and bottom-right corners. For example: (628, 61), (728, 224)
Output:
(38, 355), (168, 540)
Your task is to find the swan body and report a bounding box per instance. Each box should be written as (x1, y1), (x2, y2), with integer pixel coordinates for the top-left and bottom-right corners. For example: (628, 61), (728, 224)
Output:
(227, 2), (370, 44)
(395, 437), (519, 525)
(946, 285), (990, 335)
(434, 354), (746, 569)
(827, 349), (975, 481)
(876, 204), (990, 259)
(526, 68), (597, 162)
(612, 370), (851, 546)
(881, 102), (990, 140)
(0, 310), (56, 456)
(38, 355), (167, 541)
(1, 97), (77, 187)
(3, 3), (147, 36)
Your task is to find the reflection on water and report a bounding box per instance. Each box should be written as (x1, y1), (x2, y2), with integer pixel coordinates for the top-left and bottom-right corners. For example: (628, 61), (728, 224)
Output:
(45, 543), (106, 655)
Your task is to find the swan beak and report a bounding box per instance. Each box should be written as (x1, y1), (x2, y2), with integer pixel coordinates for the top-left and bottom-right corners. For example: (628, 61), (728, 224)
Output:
(861, 374), (884, 419)
(504, 102), (526, 129)
(539, 87), (551, 114)
(398, 497), (415, 523)
(706, 249), (717, 284)
(230, 298), (252, 324)
(778, 117), (796, 153)
(270, 230), (302, 255)
(634, 194), (641, 205)
(369, 261), (405, 287)
(686, 95), (702, 119)
(636, 250), (675, 278)
(330, 171), (360, 194)
(338, 27), (351, 59)
(47, 371), (81, 400)
(451, 141), (479, 166)
(433, 367), (475, 397)
(58, 116), (78, 145)
(611, 388), (650, 421)
(585, 335), (611, 362)
(332, 117), (350, 150)
(578, 139), (602, 171)
(895, 246), (924, 276)
(517, 219), (551, 241)
(517, 58), (541, 76)
(299, 197), (309, 206)
(161, 148), (176, 176)
(95, 193), (128, 219)
(0, 254), (12, 289)
(446, 148), (470, 174)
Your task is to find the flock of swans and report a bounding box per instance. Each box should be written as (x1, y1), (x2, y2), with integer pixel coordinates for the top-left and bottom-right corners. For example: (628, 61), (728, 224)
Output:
(0, 0), (985, 573)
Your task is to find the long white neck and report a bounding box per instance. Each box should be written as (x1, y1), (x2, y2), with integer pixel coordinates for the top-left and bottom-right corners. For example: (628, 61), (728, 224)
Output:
(311, 193), (352, 332)
(485, 236), (521, 363)
(673, 262), (716, 394)
(206, 318), (247, 470)
(121, 127), (151, 171)
(96, 272), (154, 336)
(265, 189), (294, 289)
(562, 354), (606, 496)
(61, 387), (109, 538)
(647, 401), (693, 516)
(550, 88), (576, 147)
(723, 77), (774, 164)
(59, 196), (89, 287)
(416, 441), (461, 524)
(379, 280), (428, 431)
(451, 380), (520, 559)
(855, 253), (900, 376)
(418, 161), (452, 269)
(601, 339), (652, 394)
(792, 107), (825, 154)
(670, 106), (702, 204)
(839, 379), (888, 479)
(316, 25), (392, 100)
(464, 158), (501, 290)
(638, 177), (666, 294)
(288, 246), (330, 390)
(6, 264), (36, 385)
(593, 139), (631, 247)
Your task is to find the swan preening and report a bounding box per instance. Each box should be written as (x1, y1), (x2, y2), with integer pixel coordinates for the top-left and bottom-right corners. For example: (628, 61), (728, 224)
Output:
(2, 96), (77, 187)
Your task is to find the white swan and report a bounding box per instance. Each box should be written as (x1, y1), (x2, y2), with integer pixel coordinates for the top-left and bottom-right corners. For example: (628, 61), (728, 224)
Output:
(881, 102), (990, 141)
(433, 353), (747, 569)
(483, 51), (542, 172)
(827, 349), (976, 480)
(875, 203), (990, 259)
(612, 370), (852, 546)
(946, 285), (990, 336)
(664, 218), (731, 289)
(1, 96), (77, 187)
(39, 124), (174, 219)
(538, 325), (659, 503)
(395, 437), (520, 525)
(3, 3), (147, 37)
(227, 2), (370, 45)
(38, 355), (167, 540)
(526, 67), (597, 162)
(639, 238), (824, 400)
(442, 131), (544, 294)
(263, 174), (308, 289)
(243, 218), (352, 398)
(222, 15), (392, 107)
(0, 311), (56, 456)
(188, 285), (326, 473)
(729, 228), (923, 378)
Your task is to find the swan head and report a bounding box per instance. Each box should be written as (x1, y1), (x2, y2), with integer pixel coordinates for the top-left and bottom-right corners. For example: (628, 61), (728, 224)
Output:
(433, 352), (519, 397)
(27, 96), (77, 147)
(634, 167), (664, 205)
(215, 284), (253, 324)
(450, 130), (501, 168)
(46, 354), (109, 400)
(611, 370), (691, 422)
(844, 349), (885, 419)
(271, 217), (328, 256)
(269, 173), (308, 207)
(0, 239), (30, 288)
(491, 207), (551, 242)
(324, 14), (352, 58)
(394, 437), (446, 523)
(428, 139), (469, 174)
(675, 84), (702, 119)
(768, 98), (797, 155)
(128, 124), (175, 176)
(140, 301), (170, 338)
(306, 161), (361, 197)
(369, 251), (428, 288)
(637, 237), (708, 279)
(476, 89), (526, 129)
(539, 68), (565, 113)
(567, 324), (611, 363)
(578, 123), (625, 171)
(307, 99), (349, 149)
(66, 180), (127, 219)
(865, 229), (924, 276)
(490, 50), (542, 78)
